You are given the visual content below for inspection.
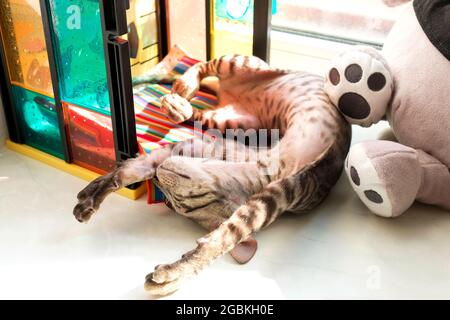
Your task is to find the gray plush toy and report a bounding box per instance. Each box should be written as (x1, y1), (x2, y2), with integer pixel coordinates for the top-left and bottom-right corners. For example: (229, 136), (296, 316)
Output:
(325, 0), (450, 217)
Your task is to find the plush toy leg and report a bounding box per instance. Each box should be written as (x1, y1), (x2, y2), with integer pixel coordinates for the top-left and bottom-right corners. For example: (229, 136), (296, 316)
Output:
(415, 151), (450, 211)
(344, 140), (450, 218)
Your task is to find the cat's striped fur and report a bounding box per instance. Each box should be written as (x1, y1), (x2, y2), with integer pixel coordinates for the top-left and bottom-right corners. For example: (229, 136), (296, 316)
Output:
(73, 55), (351, 295)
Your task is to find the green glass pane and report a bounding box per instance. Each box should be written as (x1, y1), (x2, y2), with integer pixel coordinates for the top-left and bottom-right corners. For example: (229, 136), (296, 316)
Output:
(48, 0), (110, 115)
(215, 0), (253, 23)
(11, 85), (64, 159)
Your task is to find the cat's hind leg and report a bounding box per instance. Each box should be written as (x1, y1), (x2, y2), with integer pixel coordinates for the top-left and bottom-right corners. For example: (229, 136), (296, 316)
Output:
(145, 180), (288, 295)
(145, 156), (280, 296)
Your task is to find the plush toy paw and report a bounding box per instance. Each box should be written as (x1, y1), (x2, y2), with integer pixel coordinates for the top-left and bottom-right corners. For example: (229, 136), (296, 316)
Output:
(324, 46), (393, 127)
(345, 141), (423, 218)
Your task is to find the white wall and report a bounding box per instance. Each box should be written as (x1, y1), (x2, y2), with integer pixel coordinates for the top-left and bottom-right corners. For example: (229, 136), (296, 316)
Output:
(0, 99), (8, 147)
(167, 0), (207, 60)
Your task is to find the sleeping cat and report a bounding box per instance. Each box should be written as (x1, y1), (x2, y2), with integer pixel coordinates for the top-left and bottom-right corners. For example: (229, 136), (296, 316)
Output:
(73, 54), (351, 295)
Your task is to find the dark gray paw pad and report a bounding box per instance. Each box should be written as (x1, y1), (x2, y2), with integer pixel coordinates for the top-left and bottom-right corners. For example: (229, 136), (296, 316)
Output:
(350, 166), (360, 186)
(338, 92), (371, 119)
(345, 64), (363, 83)
(364, 190), (383, 204)
(329, 68), (340, 85)
(368, 72), (386, 92)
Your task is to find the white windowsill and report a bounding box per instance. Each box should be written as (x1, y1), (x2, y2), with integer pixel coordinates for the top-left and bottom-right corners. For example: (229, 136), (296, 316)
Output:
(270, 30), (359, 75)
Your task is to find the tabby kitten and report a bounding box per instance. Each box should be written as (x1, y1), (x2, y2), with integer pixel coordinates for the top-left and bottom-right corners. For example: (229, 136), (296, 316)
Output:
(73, 55), (351, 295)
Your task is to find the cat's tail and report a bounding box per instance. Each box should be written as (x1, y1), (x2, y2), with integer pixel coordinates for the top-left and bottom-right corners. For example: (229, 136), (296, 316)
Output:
(225, 142), (345, 239)
(133, 44), (188, 86)
(234, 143), (343, 232)
(132, 73), (180, 86)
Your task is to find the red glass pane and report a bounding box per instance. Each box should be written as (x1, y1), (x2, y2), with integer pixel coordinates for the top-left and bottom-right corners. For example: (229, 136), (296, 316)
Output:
(64, 103), (116, 174)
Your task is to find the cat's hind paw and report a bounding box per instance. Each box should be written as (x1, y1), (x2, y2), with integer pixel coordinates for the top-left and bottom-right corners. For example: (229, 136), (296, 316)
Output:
(144, 257), (194, 296)
(144, 269), (185, 296)
(151, 263), (185, 284)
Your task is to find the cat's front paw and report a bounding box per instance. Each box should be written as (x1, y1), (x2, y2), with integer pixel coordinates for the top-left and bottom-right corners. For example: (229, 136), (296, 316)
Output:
(173, 75), (200, 100)
(73, 199), (97, 223)
(160, 93), (193, 123)
(324, 47), (393, 127)
(74, 180), (105, 223)
(74, 173), (117, 223)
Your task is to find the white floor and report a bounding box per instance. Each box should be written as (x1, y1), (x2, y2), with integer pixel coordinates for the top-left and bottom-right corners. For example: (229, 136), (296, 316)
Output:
(1, 123), (450, 300)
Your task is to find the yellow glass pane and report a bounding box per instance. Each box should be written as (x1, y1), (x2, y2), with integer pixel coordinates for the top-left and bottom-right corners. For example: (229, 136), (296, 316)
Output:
(131, 56), (158, 78)
(127, 0), (160, 79)
(211, 0), (253, 58)
(0, 0), (53, 96)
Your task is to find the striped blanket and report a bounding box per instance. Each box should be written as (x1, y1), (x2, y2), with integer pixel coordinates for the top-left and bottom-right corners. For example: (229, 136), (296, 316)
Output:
(133, 56), (218, 203)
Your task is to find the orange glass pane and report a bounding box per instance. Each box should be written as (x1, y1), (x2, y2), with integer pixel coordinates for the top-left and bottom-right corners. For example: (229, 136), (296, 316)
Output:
(0, 0), (53, 96)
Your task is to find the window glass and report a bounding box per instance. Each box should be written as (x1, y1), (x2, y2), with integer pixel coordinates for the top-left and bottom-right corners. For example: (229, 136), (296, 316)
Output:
(272, 0), (406, 45)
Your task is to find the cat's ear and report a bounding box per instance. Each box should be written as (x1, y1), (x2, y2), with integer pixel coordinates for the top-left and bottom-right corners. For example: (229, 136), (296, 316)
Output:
(230, 237), (258, 264)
